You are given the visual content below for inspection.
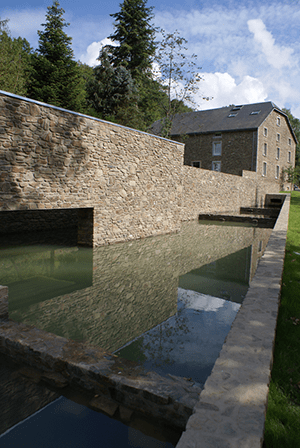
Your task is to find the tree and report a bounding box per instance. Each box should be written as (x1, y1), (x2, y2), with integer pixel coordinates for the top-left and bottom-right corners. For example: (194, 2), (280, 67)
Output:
(154, 30), (204, 137)
(105, 0), (156, 81)
(0, 18), (32, 96)
(86, 50), (138, 126)
(28, 1), (85, 112)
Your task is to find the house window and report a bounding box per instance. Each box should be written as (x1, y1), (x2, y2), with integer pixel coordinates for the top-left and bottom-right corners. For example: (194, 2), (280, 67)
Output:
(263, 143), (267, 156)
(212, 161), (221, 172)
(213, 132), (222, 139)
(288, 151), (292, 163)
(262, 162), (267, 177)
(264, 127), (268, 137)
(192, 161), (201, 168)
(277, 133), (280, 142)
(288, 138), (292, 145)
(250, 110), (261, 115)
(275, 165), (280, 179)
(276, 147), (280, 160)
(212, 141), (222, 156)
(277, 117), (281, 126)
(228, 113), (238, 118)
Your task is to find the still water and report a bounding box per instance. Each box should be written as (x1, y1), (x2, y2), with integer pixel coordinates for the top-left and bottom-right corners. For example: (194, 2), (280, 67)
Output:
(0, 220), (272, 447)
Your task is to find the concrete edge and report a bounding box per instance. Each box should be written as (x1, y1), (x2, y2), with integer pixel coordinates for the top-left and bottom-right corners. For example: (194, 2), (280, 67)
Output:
(176, 194), (290, 448)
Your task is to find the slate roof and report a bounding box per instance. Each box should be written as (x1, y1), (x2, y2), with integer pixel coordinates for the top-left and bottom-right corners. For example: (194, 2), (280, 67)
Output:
(150, 102), (295, 138)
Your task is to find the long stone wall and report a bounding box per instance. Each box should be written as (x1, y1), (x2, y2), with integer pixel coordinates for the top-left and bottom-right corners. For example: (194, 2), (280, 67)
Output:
(0, 91), (280, 246)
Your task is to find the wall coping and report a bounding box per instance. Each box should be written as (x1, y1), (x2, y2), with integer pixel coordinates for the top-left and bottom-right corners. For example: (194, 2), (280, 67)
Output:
(0, 90), (184, 146)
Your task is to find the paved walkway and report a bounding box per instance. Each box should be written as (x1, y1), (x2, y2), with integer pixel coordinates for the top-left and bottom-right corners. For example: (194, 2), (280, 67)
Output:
(176, 194), (290, 448)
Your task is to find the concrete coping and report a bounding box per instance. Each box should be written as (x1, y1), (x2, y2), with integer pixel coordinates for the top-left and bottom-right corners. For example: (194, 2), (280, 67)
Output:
(176, 193), (290, 448)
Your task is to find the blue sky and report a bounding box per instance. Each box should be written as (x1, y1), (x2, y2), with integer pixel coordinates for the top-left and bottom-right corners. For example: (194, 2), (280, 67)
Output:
(1, 0), (300, 117)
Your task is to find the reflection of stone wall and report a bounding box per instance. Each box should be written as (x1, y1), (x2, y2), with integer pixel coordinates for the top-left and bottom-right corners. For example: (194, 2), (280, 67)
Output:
(7, 221), (271, 352)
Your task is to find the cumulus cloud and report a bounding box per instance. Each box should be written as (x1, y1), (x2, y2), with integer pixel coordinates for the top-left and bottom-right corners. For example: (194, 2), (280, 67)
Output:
(247, 18), (294, 70)
(79, 38), (117, 66)
(194, 72), (267, 110)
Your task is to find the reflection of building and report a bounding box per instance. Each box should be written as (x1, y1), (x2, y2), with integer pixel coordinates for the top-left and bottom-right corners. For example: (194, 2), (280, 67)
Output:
(151, 102), (297, 190)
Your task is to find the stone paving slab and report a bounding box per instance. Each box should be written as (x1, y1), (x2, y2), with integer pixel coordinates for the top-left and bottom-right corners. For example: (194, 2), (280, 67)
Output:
(176, 194), (290, 448)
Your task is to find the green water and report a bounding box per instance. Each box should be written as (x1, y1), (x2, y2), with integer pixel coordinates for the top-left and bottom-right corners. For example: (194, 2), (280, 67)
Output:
(0, 221), (271, 360)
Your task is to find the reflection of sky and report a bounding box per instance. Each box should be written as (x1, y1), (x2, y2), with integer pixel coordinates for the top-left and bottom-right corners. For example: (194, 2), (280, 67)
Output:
(117, 288), (241, 385)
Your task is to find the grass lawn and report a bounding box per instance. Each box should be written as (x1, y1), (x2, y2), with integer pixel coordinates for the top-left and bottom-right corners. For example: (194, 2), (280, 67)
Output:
(263, 192), (300, 447)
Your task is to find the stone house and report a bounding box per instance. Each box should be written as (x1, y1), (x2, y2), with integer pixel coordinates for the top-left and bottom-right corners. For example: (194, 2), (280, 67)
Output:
(151, 102), (297, 190)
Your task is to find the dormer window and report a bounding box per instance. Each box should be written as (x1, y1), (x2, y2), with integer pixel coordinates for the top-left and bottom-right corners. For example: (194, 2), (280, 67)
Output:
(250, 110), (261, 115)
(228, 113), (238, 118)
(231, 105), (243, 111)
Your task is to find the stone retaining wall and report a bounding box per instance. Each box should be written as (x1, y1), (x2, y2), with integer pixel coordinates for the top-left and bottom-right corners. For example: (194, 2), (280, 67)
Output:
(0, 91), (280, 246)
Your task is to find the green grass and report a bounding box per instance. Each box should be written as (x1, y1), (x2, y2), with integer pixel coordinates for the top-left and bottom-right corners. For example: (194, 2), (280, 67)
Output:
(263, 192), (300, 448)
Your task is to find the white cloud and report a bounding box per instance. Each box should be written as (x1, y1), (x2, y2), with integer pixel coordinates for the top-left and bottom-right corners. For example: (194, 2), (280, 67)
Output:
(247, 18), (294, 70)
(79, 38), (117, 66)
(192, 72), (267, 110)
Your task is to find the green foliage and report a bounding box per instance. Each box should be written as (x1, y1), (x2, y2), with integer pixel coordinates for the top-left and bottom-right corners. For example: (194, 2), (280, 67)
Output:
(282, 165), (300, 186)
(28, 1), (86, 112)
(86, 50), (139, 127)
(154, 29), (203, 137)
(106, 0), (156, 80)
(0, 18), (32, 96)
(264, 192), (300, 447)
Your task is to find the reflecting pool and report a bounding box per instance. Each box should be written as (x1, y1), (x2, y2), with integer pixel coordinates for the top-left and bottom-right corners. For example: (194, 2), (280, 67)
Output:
(1, 220), (271, 384)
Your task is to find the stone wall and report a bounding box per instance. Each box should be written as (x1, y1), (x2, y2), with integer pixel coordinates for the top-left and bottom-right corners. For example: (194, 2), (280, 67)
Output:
(0, 91), (281, 246)
(0, 92), (184, 246)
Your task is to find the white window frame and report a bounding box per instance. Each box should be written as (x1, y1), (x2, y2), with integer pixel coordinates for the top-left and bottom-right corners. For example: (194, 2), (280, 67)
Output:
(212, 161), (221, 172)
(212, 141), (222, 156)
(192, 161), (201, 168)
(262, 162), (267, 177)
(275, 165), (280, 179)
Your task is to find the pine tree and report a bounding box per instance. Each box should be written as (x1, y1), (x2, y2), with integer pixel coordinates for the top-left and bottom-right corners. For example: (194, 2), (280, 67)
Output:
(28, 1), (85, 112)
(105, 0), (156, 80)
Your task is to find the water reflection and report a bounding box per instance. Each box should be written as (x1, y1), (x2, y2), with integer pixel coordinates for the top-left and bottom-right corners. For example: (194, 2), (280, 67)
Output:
(0, 221), (271, 354)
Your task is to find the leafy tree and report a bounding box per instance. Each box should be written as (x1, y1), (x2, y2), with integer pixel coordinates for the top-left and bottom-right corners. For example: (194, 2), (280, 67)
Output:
(105, 0), (156, 81)
(0, 18), (32, 96)
(28, 1), (86, 112)
(154, 29), (204, 137)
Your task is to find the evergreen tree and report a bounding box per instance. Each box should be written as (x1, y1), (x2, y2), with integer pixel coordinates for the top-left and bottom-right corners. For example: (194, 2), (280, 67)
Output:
(0, 19), (32, 96)
(86, 50), (138, 126)
(105, 0), (156, 80)
(28, 1), (85, 112)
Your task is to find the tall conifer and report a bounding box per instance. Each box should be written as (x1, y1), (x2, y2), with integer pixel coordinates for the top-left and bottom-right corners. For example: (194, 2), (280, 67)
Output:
(105, 0), (156, 80)
(28, 1), (85, 112)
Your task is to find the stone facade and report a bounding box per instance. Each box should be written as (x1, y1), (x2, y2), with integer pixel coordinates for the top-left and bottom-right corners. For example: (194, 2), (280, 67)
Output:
(174, 107), (296, 191)
(0, 92), (283, 246)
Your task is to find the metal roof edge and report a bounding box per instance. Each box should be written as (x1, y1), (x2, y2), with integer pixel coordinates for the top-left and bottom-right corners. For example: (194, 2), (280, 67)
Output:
(0, 90), (184, 146)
